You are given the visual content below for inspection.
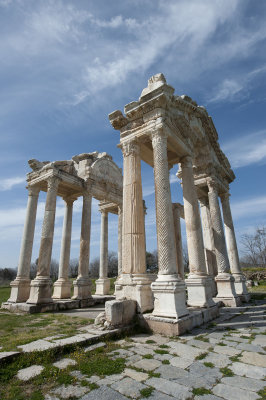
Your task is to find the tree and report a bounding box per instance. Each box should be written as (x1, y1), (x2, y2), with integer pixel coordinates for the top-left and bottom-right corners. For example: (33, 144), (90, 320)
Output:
(146, 250), (158, 273)
(69, 258), (79, 278)
(241, 226), (266, 267)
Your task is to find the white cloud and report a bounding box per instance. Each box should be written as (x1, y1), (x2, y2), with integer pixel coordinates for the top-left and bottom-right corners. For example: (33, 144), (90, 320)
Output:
(231, 195), (266, 220)
(222, 130), (266, 168)
(0, 176), (25, 191)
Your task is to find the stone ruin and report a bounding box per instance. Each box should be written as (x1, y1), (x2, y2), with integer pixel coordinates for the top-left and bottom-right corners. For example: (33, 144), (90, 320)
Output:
(3, 74), (250, 335)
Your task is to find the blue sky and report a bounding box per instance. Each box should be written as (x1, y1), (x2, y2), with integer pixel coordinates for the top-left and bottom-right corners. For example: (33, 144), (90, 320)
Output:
(0, 0), (266, 268)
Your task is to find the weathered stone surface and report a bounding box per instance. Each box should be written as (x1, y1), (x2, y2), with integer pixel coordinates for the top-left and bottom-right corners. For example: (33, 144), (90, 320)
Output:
(0, 351), (19, 360)
(133, 358), (161, 371)
(80, 385), (128, 400)
(123, 368), (149, 382)
(17, 365), (44, 381)
(212, 383), (260, 400)
(186, 339), (211, 350)
(199, 352), (231, 367)
(240, 351), (266, 367)
(194, 396), (224, 400)
(189, 361), (222, 380)
(53, 334), (95, 346)
(167, 341), (205, 359)
(154, 365), (188, 380)
(51, 384), (89, 399)
(213, 344), (241, 356)
(236, 343), (265, 353)
(170, 357), (193, 369)
(111, 377), (146, 399)
(84, 342), (106, 352)
(252, 334), (266, 346)
(145, 377), (192, 399)
(230, 361), (266, 380)
(221, 376), (265, 392)
(53, 358), (77, 369)
(148, 392), (176, 400)
(18, 339), (58, 352)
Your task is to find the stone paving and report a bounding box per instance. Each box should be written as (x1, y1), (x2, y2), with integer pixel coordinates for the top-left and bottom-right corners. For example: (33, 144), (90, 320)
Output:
(12, 302), (266, 399)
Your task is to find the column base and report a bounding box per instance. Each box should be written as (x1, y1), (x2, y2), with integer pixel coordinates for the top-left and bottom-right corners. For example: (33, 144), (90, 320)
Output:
(209, 275), (218, 297)
(233, 274), (250, 302)
(115, 273), (154, 313)
(151, 274), (189, 319)
(185, 274), (215, 308)
(95, 278), (110, 296)
(214, 273), (241, 307)
(26, 276), (53, 304)
(72, 277), (92, 300)
(8, 277), (31, 303)
(52, 278), (72, 299)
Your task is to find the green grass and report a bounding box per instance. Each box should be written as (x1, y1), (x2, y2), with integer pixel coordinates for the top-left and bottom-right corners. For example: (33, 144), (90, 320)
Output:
(192, 387), (212, 396)
(229, 354), (242, 362)
(220, 367), (234, 377)
(140, 387), (154, 398)
(204, 362), (215, 368)
(195, 335), (209, 343)
(257, 387), (266, 400)
(159, 344), (170, 349)
(143, 354), (153, 359)
(217, 342), (226, 346)
(162, 359), (170, 364)
(195, 352), (208, 360)
(154, 349), (169, 355)
(0, 286), (10, 304)
(146, 340), (156, 344)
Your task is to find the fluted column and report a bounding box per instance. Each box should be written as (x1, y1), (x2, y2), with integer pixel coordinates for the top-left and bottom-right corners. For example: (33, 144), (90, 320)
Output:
(117, 206), (123, 277)
(8, 185), (40, 303)
(199, 197), (217, 296)
(220, 192), (250, 301)
(115, 140), (153, 312)
(180, 156), (214, 307)
(151, 132), (188, 318)
(96, 210), (110, 295)
(172, 204), (184, 279)
(72, 193), (92, 302)
(207, 178), (240, 306)
(53, 197), (75, 299)
(27, 177), (59, 304)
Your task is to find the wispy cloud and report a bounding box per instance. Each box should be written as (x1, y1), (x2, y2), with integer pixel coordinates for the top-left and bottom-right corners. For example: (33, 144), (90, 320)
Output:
(222, 130), (266, 168)
(231, 195), (266, 220)
(0, 176), (25, 191)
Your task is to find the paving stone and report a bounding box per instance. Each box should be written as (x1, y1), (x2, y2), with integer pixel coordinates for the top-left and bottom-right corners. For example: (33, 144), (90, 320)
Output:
(125, 354), (142, 365)
(194, 396), (224, 400)
(145, 377), (192, 399)
(109, 348), (134, 358)
(175, 373), (215, 389)
(213, 345), (241, 356)
(167, 341), (205, 359)
(51, 384), (89, 398)
(131, 334), (169, 345)
(53, 358), (77, 369)
(221, 376), (265, 392)
(154, 365), (189, 380)
(186, 339), (211, 350)
(132, 344), (154, 356)
(222, 339), (239, 347)
(111, 377), (146, 399)
(84, 342), (106, 352)
(133, 358), (161, 371)
(44, 395), (60, 400)
(17, 365), (44, 381)
(240, 351), (266, 367)
(230, 361), (266, 379)
(148, 391), (175, 400)
(236, 343), (265, 353)
(106, 373), (125, 382)
(53, 334), (95, 346)
(80, 385), (128, 400)
(85, 375), (100, 383)
(189, 361), (222, 380)
(252, 334), (266, 346)
(124, 368), (149, 382)
(97, 377), (113, 385)
(199, 352), (231, 367)
(170, 357), (193, 369)
(18, 339), (58, 352)
(69, 370), (87, 380)
(212, 383), (260, 400)
(208, 338), (219, 345)
(209, 332), (226, 340)
(153, 353), (173, 361)
(0, 351), (19, 360)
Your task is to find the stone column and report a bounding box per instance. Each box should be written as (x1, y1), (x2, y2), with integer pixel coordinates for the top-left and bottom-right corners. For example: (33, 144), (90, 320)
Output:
(96, 210), (110, 295)
(117, 206), (123, 277)
(181, 156), (214, 307)
(172, 203), (184, 279)
(53, 197), (75, 299)
(220, 192), (250, 302)
(207, 178), (240, 306)
(198, 197), (217, 297)
(151, 132), (188, 318)
(27, 177), (59, 304)
(115, 140), (153, 312)
(72, 193), (93, 303)
(8, 185), (40, 303)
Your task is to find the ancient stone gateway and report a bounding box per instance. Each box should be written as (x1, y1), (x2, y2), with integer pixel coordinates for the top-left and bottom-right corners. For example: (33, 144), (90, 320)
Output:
(109, 73), (249, 325)
(6, 152), (122, 310)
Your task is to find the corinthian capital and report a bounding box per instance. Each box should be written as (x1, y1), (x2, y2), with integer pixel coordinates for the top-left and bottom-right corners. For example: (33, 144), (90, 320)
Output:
(47, 177), (60, 192)
(180, 155), (193, 168)
(121, 141), (140, 157)
(207, 177), (218, 193)
(28, 185), (40, 196)
(151, 131), (167, 148)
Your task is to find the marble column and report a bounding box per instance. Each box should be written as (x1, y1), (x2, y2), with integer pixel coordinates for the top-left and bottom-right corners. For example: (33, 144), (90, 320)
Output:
(198, 197), (217, 297)
(8, 185), (40, 303)
(172, 203), (184, 279)
(72, 193), (92, 302)
(220, 192), (250, 302)
(27, 177), (59, 304)
(181, 156), (214, 307)
(207, 179), (240, 306)
(151, 132), (188, 318)
(117, 206), (123, 277)
(115, 140), (153, 312)
(53, 197), (75, 299)
(96, 210), (110, 295)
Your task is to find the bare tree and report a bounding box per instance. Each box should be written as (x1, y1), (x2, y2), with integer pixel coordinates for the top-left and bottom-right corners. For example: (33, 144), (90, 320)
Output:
(50, 259), (59, 281)
(69, 258), (79, 278)
(241, 226), (266, 267)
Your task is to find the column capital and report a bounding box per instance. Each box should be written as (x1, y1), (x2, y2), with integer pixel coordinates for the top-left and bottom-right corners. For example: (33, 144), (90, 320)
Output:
(198, 196), (208, 208)
(100, 209), (108, 217)
(207, 177), (218, 193)
(151, 130), (167, 147)
(121, 140), (140, 157)
(63, 196), (77, 206)
(47, 176), (60, 191)
(180, 155), (193, 168)
(28, 185), (40, 196)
